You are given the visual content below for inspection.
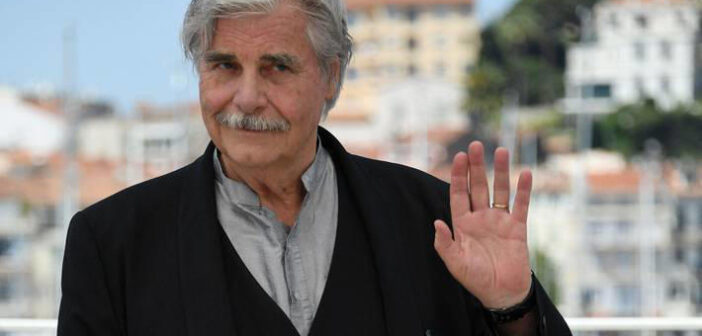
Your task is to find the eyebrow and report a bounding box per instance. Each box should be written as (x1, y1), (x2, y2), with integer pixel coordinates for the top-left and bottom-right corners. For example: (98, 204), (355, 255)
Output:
(203, 51), (238, 64)
(260, 53), (299, 68)
(203, 51), (301, 70)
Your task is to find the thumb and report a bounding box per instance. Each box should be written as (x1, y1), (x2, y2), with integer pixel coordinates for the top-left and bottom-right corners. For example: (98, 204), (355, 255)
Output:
(433, 220), (456, 259)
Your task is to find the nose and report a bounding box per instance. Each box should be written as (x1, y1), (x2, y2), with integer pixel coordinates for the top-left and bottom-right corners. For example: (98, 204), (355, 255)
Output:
(232, 71), (266, 114)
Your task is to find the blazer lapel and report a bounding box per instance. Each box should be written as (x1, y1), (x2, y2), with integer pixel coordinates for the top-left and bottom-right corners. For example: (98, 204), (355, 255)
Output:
(320, 127), (423, 336)
(176, 143), (236, 336)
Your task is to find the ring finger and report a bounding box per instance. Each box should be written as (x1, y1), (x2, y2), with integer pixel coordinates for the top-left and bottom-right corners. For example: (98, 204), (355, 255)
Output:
(492, 147), (511, 212)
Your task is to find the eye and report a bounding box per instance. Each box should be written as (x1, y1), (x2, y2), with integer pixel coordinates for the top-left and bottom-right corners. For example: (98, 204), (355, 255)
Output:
(217, 62), (236, 70)
(273, 63), (290, 72)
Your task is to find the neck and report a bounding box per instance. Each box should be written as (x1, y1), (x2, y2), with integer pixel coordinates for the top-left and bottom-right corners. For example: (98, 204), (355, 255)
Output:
(219, 140), (317, 227)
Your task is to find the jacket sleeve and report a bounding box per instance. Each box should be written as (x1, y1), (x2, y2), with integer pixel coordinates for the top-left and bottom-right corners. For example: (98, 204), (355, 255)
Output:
(531, 276), (572, 335)
(465, 275), (572, 335)
(57, 211), (122, 336)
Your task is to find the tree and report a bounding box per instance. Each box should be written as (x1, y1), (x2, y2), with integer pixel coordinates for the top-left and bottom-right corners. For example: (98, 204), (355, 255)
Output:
(468, 0), (601, 118)
(593, 100), (702, 159)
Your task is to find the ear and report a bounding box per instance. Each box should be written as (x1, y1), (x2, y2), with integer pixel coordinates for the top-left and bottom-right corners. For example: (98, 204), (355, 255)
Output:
(324, 59), (341, 101)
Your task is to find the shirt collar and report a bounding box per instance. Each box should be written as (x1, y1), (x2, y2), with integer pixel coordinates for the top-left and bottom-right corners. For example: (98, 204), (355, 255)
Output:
(212, 138), (329, 207)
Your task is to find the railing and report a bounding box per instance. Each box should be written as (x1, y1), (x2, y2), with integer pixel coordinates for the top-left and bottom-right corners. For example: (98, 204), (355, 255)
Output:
(567, 317), (702, 331)
(1, 318), (701, 333)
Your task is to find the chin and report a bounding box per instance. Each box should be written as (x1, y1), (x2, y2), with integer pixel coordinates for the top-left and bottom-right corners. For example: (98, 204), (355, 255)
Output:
(221, 143), (280, 168)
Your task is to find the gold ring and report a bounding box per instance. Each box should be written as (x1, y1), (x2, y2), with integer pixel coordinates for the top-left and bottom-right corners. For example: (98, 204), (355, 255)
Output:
(492, 203), (509, 210)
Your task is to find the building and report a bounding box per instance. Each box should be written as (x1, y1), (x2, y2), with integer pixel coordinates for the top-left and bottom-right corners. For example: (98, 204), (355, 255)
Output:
(564, 0), (701, 114)
(528, 151), (702, 318)
(0, 87), (65, 155)
(325, 0), (480, 168)
(671, 162), (702, 314)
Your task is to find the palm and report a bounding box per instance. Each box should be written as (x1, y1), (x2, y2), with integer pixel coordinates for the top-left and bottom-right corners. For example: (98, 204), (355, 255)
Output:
(434, 142), (533, 309)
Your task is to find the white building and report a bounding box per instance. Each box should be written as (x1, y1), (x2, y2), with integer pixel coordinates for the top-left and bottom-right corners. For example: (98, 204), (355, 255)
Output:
(0, 88), (65, 155)
(324, 79), (467, 170)
(564, 0), (701, 114)
(529, 152), (700, 318)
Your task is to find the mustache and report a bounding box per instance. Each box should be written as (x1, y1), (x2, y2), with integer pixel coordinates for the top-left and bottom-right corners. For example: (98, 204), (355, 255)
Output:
(215, 112), (291, 132)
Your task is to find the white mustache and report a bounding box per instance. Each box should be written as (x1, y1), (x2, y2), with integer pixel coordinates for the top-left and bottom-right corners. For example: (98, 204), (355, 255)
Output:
(215, 112), (290, 132)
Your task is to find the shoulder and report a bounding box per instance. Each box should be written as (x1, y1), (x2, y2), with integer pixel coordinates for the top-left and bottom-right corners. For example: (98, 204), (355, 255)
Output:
(346, 153), (450, 207)
(73, 160), (199, 245)
(81, 164), (190, 220)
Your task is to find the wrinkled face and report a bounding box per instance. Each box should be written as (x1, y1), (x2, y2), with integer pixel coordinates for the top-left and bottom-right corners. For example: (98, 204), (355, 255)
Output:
(198, 2), (334, 171)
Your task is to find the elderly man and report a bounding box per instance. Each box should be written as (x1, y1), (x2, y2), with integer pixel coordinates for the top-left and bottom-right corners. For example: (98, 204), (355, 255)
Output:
(58, 0), (570, 335)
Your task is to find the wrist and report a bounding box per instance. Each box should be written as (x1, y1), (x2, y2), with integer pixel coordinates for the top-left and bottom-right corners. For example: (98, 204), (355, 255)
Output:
(482, 272), (533, 309)
(485, 275), (536, 325)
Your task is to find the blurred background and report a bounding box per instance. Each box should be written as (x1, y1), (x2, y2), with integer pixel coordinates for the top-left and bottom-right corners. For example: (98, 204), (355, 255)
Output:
(1, 0), (702, 335)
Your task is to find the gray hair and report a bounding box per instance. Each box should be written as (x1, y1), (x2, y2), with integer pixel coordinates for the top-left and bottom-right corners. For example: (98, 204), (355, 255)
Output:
(181, 0), (353, 117)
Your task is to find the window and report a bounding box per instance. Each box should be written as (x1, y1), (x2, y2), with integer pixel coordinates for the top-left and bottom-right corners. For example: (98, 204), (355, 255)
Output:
(609, 13), (619, 28)
(347, 68), (359, 80)
(459, 4), (473, 16)
(668, 282), (685, 300)
(676, 11), (687, 27)
(616, 285), (640, 313)
(387, 5), (403, 19)
(407, 6), (418, 22)
(0, 239), (14, 256)
(674, 248), (685, 262)
(661, 40), (672, 60)
(635, 14), (648, 29)
(0, 277), (12, 301)
(580, 288), (596, 312)
(587, 221), (604, 236)
(464, 64), (474, 74)
(615, 251), (634, 267)
(634, 42), (646, 60)
(616, 220), (631, 233)
(635, 77), (646, 98)
(407, 37), (417, 50)
(347, 12), (359, 25)
(434, 5), (450, 18)
(661, 75), (671, 94)
(581, 84), (612, 98)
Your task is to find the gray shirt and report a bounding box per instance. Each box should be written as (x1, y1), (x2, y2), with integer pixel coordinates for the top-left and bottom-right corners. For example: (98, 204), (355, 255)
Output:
(213, 144), (338, 336)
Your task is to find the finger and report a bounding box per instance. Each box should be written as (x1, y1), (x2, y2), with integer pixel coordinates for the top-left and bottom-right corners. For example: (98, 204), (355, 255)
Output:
(492, 147), (511, 212)
(434, 220), (458, 260)
(512, 170), (533, 224)
(468, 141), (490, 211)
(450, 152), (471, 218)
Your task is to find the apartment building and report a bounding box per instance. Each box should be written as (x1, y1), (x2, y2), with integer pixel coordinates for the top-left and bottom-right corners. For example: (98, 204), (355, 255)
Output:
(324, 0), (480, 167)
(564, 0), (701, 114)
(527, 152), (701, 318)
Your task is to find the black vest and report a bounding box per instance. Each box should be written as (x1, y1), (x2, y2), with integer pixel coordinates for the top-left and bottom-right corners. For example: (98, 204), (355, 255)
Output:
(218, 166), (387, 335)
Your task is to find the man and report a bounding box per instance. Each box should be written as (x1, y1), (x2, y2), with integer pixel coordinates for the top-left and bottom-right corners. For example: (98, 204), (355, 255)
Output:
(58, 0), (571, 335)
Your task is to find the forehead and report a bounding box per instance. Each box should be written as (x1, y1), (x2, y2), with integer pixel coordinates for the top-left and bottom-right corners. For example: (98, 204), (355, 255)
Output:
(209, 3), (311, 56)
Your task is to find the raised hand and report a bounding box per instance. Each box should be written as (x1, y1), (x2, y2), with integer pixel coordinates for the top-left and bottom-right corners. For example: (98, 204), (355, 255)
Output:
(434, 141), (533, 309)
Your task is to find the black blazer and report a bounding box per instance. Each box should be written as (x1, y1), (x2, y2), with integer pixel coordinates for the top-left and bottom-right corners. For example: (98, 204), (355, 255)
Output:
(58, 127), (571, 335)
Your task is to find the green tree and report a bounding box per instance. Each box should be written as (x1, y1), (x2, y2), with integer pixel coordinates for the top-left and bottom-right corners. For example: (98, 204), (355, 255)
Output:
(468, 0), (601, 119)
(593, 100), (702, 159)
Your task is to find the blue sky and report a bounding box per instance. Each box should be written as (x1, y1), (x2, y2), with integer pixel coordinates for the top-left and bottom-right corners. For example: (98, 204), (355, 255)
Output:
(0, 0), (517, 113)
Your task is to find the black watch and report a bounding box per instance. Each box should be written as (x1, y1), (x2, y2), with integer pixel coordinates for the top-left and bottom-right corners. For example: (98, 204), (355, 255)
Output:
(486, 278), (537, 325)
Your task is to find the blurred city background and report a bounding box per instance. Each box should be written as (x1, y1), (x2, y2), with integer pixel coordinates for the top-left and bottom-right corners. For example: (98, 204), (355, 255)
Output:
(1, 0), (702, 334)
